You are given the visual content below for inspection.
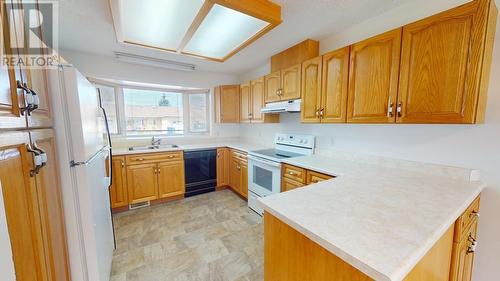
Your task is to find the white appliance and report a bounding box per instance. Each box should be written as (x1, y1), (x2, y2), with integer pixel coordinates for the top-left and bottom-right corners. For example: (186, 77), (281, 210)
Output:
(48, 64), (114, 281)
(260, 99), (301, 113)
(248, 134), (315, 215)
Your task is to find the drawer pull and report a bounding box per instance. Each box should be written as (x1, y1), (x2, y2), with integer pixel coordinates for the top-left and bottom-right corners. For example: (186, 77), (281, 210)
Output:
(288, 171), (297, 176)
(137, 158), (145, 161)
(167, 155), (175, 158)
(470, 211), (480, 219)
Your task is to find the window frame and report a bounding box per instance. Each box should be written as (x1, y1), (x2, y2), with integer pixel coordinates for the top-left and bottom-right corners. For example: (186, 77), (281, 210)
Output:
(91, 79), (210, 137)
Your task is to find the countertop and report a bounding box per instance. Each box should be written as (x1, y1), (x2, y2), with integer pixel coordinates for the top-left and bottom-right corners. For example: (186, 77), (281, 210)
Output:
(112, 142), (267, 155)
(259, 154), (484, 281)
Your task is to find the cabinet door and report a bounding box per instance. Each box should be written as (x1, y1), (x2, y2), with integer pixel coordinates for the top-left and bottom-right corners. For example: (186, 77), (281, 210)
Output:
(281, 64), (301, 100)
(0, 132), (46, 281)
(126, 163), (158, 204)
(321, 47), (349, 123)
(157, 160), (185, 198)
(0, 1), (27, 129)
(250, 77), (265, 122)
(217, 85), (240, 123)
(347, 29), (402, 123)
(229, 156), (240, 193)
(281, 177), (304, 192)
(240, 160), (248, 199)
(240, 82), (251, 123)
(110, 156), (128, 208)
(264, 71), (281, 103)
(450, 220), (478, 281)
(30, 129), (70, 281)
(398, 4), (481, 123)
(216, 148), (229, 187)
(301, 56), (322, 123)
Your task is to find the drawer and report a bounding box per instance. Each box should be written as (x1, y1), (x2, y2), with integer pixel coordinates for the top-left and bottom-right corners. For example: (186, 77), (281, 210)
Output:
(281, 177), (305, 192)
(282, 164), (306, 183)
(454, 196), (480, 242)
(230, 149), (247, 161)
(306, 170), (334, 184)
(126, 151), (183, 165)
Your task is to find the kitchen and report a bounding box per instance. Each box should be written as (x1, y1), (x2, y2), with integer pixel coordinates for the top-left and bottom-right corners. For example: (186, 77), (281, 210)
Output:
(1, 0), (500, 281)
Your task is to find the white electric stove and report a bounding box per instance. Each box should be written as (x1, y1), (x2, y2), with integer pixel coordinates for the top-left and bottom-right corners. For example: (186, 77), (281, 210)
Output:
(247, 133), (315, 215)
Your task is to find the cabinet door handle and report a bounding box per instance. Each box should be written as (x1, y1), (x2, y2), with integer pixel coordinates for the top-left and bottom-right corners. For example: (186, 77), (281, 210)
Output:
(387, 100), (394, 117)
(397, 101), (403, 118)
(319, 108), (324, 117)
(121, 161), (125, 168)
(470, 211), (480, 219)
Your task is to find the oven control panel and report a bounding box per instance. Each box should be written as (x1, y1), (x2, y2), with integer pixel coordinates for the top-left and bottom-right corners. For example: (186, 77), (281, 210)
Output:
(274, 134), (315, 149)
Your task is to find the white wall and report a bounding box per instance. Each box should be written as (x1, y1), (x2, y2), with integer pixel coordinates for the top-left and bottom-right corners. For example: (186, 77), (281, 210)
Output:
(60, 50), (241, 139)
(239, 1), (500, 280)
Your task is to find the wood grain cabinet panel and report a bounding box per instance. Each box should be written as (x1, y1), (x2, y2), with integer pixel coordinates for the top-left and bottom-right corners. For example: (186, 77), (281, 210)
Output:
(126, 163), (158, 204)
(321, 47), (350, 123)
(281, 177), (304, 192)
(0, 1), (27, 129)
(264, 71), (281, 103)
(157, 160), (185, 198)
(306, 170), (334, 184)
(347, 29), (402, 123)
(110, 156), (128, 208)
(216, 148), (229, 187)
(240, 160), (248, 199)
(398, 2), (495, 123)
(301, 56), (322, 123)
(229, 156), (241, 194)
(282, 164), (306, 184)
(215, 85), (240, 123)
(30, 129), (70, 281)
(0, 132), (47, 281)
(251, 77), (279, 123)
(450, 219), (478, 281)
(240, 82), (251, 123)
(281, 64), (301, 101)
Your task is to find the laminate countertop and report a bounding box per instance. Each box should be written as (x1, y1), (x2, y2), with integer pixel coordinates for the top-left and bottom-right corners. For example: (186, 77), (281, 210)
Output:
(258, 154), (484, 281)
(112, 142), (266, 155)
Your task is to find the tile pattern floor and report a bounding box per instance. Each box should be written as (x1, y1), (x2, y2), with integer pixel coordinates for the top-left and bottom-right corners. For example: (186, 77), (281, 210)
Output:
(111, 190), (264, 281)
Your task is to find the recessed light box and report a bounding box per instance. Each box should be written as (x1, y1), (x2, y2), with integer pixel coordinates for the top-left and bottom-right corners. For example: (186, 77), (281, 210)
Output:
(110, 0), (282, 62)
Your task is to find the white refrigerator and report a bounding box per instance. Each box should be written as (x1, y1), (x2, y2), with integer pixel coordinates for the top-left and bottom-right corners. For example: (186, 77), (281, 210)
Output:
(48, 64), (114, 281)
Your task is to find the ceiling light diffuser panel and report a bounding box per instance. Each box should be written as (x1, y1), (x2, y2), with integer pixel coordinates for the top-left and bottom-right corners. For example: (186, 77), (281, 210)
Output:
(110, 0), (281, 62)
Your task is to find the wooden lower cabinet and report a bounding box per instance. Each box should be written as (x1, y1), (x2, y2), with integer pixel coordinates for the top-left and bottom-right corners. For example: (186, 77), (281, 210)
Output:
(282, 177), (304, 192)
(127, 163), (158, 204)
(228, 149), (248, 198)
(0, 131), (69, 281)
(216, 148), (229, 188)
(281, 164), (334, 192)
(158, 160), (185, 198)
(306, 170), (333, 184)
(265, 196), (481, 281)
(110, 156), (128, 208)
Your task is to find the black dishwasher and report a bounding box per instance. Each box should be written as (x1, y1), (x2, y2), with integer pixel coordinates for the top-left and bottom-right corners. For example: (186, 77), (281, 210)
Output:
(184, 149), (217, 197)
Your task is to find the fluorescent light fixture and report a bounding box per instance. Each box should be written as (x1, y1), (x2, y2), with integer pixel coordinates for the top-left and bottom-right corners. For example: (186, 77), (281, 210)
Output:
(183, 4), (269, 59)
(115, 52), (196, 71)
(118, 0), (204, 51)
(110, 0), (282, 62)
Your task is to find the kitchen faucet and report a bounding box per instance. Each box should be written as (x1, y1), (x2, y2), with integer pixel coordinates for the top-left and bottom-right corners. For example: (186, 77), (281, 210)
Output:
(151, 136), (161, 146)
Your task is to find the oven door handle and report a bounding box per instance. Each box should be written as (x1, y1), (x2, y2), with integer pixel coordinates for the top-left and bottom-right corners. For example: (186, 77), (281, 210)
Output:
(248, 155), (282, 168)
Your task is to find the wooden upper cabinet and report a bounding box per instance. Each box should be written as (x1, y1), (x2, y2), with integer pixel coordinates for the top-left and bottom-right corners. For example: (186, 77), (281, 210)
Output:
(157, 160), (185, 198)
(126, 163), (158, 204)
(321, 47), (350, 123)
(0, 1), (27, 129)
(347, 29), (402, 123)
(30, 129), (70, 281)
(265, 71), (281, 103)
(0, 131), (46, 281)
(301, 56), (322, 123)
(398, 1), (496, 123)
(252, 77), (279, 123)
(110, 156), (128, 208)
(281, 64), (301, 101)
(240, 82), (251, 123)
(215, 85), (240, 123)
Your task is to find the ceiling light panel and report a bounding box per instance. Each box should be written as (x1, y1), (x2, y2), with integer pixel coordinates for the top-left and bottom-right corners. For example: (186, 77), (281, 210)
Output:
(183, 4), (270, 59)
(120, 0), (204, 51)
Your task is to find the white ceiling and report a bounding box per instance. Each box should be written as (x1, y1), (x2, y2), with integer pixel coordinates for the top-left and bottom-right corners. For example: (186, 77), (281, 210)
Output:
(58, 0), (413, 75)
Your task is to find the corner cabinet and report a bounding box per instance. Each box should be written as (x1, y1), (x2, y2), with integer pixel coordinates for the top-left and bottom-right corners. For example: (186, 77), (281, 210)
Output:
(214, 85), (240, 123)
(398, 0), (497, 123)
(347, 29), (402, 123)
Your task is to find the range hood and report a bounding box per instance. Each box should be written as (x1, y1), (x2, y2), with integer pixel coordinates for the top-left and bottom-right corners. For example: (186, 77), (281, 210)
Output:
(261, 99), (301, 113)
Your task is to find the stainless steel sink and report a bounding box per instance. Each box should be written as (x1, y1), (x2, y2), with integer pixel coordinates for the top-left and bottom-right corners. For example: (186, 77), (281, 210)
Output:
(128, 144), (179, 151)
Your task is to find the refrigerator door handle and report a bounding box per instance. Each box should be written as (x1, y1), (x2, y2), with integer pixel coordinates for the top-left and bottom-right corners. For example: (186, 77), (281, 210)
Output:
(70, 146), (110, 167)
